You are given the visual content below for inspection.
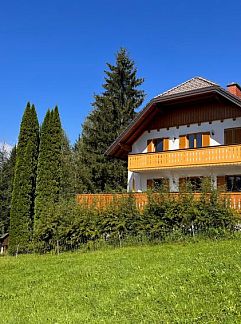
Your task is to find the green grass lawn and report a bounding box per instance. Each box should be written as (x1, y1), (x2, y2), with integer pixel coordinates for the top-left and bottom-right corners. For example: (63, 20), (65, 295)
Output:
(1, 239), (241, 323)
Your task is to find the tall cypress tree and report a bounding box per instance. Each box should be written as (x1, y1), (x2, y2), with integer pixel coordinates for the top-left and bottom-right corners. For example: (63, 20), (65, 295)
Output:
(75, 48), (145, 192)
(9, 103), (39, 254)
(34, 107), (62, 238)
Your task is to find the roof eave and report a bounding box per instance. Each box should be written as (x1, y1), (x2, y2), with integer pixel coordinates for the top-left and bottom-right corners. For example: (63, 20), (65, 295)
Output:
(105, 86), (241, 159)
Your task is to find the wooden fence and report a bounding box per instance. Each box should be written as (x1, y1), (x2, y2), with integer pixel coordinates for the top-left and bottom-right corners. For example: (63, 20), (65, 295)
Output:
(76, 192), (241, 211)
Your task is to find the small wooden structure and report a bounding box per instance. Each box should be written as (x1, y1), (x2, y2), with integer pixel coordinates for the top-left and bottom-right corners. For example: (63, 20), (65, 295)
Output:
(0, 233), (9, 255)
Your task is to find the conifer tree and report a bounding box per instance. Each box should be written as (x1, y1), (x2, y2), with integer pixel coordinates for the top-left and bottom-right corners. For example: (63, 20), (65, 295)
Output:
(34, 107), (63, 238)
(0, 146), (16, 234)
(75, 48), (145, 192)
(9, 103), (39, 253)
(60, 132), (75, 197)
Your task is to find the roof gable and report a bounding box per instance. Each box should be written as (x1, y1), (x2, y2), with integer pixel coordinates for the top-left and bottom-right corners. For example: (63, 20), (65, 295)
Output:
(106, 77), (241, 159)
(156, 77), (218, 98)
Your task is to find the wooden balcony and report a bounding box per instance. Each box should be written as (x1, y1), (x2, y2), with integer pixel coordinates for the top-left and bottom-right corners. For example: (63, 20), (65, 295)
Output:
(128, 144), (241, 171)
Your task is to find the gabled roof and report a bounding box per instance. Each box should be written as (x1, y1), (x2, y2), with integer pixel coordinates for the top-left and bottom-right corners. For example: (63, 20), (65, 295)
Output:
(156, 77), (218, 97)
(106, 77), (241, 159)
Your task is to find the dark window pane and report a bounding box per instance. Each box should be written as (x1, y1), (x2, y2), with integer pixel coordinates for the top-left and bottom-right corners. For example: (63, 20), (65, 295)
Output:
(196, 133), (202, 148)
(188, 134), (195, 148)
(153, 178), (163, 191)
(189, 177), (202, 192)
(155, 139), (163, 152)
(227, 176), (235, 192)
(235, 176), (241, 192)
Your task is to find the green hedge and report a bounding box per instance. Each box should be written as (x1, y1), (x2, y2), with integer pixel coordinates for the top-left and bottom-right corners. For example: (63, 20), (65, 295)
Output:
(31, 186), (239, 253)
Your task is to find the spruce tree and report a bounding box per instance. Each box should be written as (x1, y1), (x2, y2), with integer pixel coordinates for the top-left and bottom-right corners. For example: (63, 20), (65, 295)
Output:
(9, 103), (39, 253)
(75, 48), (145, 192)
(34, 107), (63, 239)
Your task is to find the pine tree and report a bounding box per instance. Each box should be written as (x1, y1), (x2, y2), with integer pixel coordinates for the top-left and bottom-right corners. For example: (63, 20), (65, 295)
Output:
(0, 146), (16, 234)
(34, 107), (63, 239)
(9, 103), (39, 253)
(75, 48), (145, 192)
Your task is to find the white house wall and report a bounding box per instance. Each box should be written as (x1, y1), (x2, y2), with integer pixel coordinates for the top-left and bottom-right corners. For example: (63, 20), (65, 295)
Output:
(128, 117), (241, 192)
(131, 117), (241, 154)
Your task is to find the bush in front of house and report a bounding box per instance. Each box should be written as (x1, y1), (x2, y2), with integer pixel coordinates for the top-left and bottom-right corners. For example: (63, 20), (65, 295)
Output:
(32, 182), (239, 253)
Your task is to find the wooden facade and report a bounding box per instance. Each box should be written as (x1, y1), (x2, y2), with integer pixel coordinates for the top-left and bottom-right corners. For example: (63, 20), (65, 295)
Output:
(148, 99), (241, 132)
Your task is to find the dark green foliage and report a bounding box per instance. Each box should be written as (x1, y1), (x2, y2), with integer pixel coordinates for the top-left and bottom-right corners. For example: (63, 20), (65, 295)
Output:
(33, 186), (237, 253)
(75, 48), (145, 193)
(0, 146), (16, 234)
(34, 107), (63, 236)
(9, 103), (39, 254)
(60, 132), (75, 197)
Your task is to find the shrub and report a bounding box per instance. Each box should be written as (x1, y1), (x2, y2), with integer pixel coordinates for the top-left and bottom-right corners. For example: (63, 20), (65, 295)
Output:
(30, 181), (238, 253)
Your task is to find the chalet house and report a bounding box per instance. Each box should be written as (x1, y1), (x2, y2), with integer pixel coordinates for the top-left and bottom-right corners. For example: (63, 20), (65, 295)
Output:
(106, 77), (241, 193)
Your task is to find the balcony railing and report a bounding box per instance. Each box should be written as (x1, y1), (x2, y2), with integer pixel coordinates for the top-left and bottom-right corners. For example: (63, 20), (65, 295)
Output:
(128, 144), (241, 171)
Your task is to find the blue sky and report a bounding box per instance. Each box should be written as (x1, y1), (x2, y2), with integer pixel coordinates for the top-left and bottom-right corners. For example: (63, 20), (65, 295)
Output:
(1, 0), (241, 146)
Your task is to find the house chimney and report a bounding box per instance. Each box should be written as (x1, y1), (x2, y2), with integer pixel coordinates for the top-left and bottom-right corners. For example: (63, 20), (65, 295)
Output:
(227, 82), (241, 99)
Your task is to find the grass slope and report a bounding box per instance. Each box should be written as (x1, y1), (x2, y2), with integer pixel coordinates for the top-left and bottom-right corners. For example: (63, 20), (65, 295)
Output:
(1, 239), (241, 323)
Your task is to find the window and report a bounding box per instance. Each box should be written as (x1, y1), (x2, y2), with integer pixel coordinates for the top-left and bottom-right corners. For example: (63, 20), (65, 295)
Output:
(147, 178), (169, 191)
(154, 138), (163, 152)
(226, 175), (241, 192)
(180, 132), (210, 149)
(196, 133), (202, 148)
(189, 177), (202, 191)
(187, 133), (203, 148)
(147, 138), (169, 152)
(224, 128), (241, 145)
(179, 177), (203, 192)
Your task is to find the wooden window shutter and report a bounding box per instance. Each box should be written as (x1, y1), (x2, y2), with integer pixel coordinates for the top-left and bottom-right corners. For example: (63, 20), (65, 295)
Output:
(147, 179), (154, 189)
(234, 128), (241, 144)
(179, 135), (187, 149)
(217, 176), (226, 191)
(224, 129), (233, 145)
(163, 138), (169, 151)
(147, 139), (154, 152)
(202, 132), (210, 147)
(224, 128), (241, 145)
